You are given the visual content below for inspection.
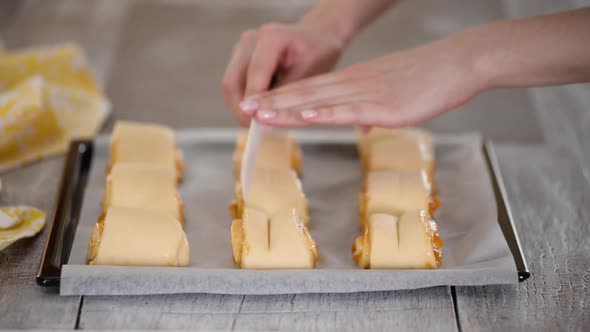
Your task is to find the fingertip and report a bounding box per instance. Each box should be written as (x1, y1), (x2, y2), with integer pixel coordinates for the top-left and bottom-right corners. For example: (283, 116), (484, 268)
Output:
(239, 98), (259, 114)
(255, 109), (308, 128)
(359, 125), (372, 134)
(256, 109), (277, 120)
(300, 109), (319, 120)
(237, 112), (251, 127)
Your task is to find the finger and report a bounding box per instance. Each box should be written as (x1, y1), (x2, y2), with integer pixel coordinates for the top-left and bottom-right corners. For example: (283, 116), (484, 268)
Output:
(296, 102), (425, 128)
(286, 91), (371, 112)
(222, 30), (257, 125)
(254, 109), (309, 128)
(358, 125), (372, 134)
(254, 76), (371, 112)
(263, 64), (359, 94)
(254, 61), (380, 99)
(272, 62), (308, 87)
(295, 102), (391, 126)
(244, 24), (289, 97)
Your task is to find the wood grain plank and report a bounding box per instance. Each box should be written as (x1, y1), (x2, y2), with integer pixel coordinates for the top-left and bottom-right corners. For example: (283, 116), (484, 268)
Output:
(455, 145), (590, 331)
(79, 288), (457, 330)
(455, 3), (590, 328)
(78, 294), (242, 330)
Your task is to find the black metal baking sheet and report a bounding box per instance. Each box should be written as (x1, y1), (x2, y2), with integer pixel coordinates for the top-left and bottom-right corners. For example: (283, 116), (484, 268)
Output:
(36, 134), (530, 288)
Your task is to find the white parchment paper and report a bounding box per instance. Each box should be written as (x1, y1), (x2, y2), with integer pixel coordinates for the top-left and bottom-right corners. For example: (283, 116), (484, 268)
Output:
(61, 129), (518, 296)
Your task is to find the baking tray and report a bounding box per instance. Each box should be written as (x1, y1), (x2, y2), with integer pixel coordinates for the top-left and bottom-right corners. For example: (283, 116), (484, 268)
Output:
(36, 130), (530, 291)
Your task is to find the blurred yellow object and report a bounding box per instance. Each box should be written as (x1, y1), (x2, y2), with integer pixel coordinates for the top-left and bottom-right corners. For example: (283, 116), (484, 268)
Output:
(46, 82), (110, 139)
(0, 206), (46, 250)
(0, 42), (100, 94)
(0, 76), (68, 172)
(0, 42), (110, 172)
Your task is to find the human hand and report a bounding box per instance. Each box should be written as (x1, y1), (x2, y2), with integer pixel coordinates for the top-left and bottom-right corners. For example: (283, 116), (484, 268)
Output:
(222, 22), (347, 126)
(239, 37), (489, 128)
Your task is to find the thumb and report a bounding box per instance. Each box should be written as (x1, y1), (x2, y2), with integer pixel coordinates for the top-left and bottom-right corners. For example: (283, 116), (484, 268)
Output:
(245, 28), (289, 97)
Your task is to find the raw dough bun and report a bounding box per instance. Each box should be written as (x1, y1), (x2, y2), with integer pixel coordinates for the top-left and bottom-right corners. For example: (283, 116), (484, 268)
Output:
(231, 168), (309, 225)
(88, 207), (189, 267)
(231, 208), (317, 269)
(359, 170), (433, 229)
(353, 211), (442, 269)
(109, 121), (183, 181)
(233, 130), (302, 177)
(357, 127), (434, 174)
(103, 163), (183, 223)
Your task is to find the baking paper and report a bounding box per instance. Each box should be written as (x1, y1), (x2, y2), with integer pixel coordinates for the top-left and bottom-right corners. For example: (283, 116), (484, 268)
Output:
(61, 129), (518, 296)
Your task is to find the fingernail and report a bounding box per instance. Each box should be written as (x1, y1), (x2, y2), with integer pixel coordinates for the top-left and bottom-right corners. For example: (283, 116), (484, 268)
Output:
(300, 109), (318, 120)
(258, 109), (276, 119)
(239, 99), (259, 113)
(359, 125), (372, 134)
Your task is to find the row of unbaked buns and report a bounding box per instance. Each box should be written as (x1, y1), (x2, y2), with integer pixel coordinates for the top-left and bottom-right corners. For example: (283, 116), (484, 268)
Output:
(230, 128), (443, 269)
(87, 121), (190, 267)
(84, 121), (442, 269)
(353, 128), (443, 269)
(230, 131), (318, 269)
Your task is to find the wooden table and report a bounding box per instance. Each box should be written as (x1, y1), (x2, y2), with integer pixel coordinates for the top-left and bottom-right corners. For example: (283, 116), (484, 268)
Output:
(1, 1), (588, 330)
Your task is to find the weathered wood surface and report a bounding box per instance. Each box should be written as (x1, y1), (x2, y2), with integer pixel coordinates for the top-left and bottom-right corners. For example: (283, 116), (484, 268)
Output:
(0, 1), (127, 329)
(455, 145), (590, 331)
(0, 157), (82, 329)
(0, 0), (589, 330)
(80, 288), (457, 330)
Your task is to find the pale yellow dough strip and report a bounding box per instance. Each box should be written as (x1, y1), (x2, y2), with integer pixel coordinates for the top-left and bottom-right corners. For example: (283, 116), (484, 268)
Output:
(231, 208), (318, 269)
(357, 127), (434, 174)
(359, 170), (434, 229)
(233, 130), (302, 177)
(230, 168), (309, 226)
(88, 207), (189, 267)
(103, 163), (184, 223)
(353, 211), (442, 269)
(109, 121), (184, 181)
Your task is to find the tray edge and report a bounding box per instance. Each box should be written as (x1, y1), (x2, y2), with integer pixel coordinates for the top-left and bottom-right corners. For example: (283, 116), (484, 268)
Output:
(482, 141), (531, 282)
(36, 140), (93, 287)
(38, 136), (530, 289)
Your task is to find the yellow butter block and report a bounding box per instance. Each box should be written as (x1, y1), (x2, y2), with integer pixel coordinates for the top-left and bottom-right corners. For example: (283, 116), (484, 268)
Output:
(0, 76), (68, 172)
(0, 206), (46, 250)
(0, 42), (100, 94)
(88, 207), (189, 267)
(103, 163), (184, 222)
(353, 211), (443, 269)
(231, 208), (318, 269)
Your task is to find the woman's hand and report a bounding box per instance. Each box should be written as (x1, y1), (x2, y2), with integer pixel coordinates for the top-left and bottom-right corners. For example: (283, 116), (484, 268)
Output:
(238, 7), (590, 128)
(221, 22), (347, 126)
(239, 37), (488, 128)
